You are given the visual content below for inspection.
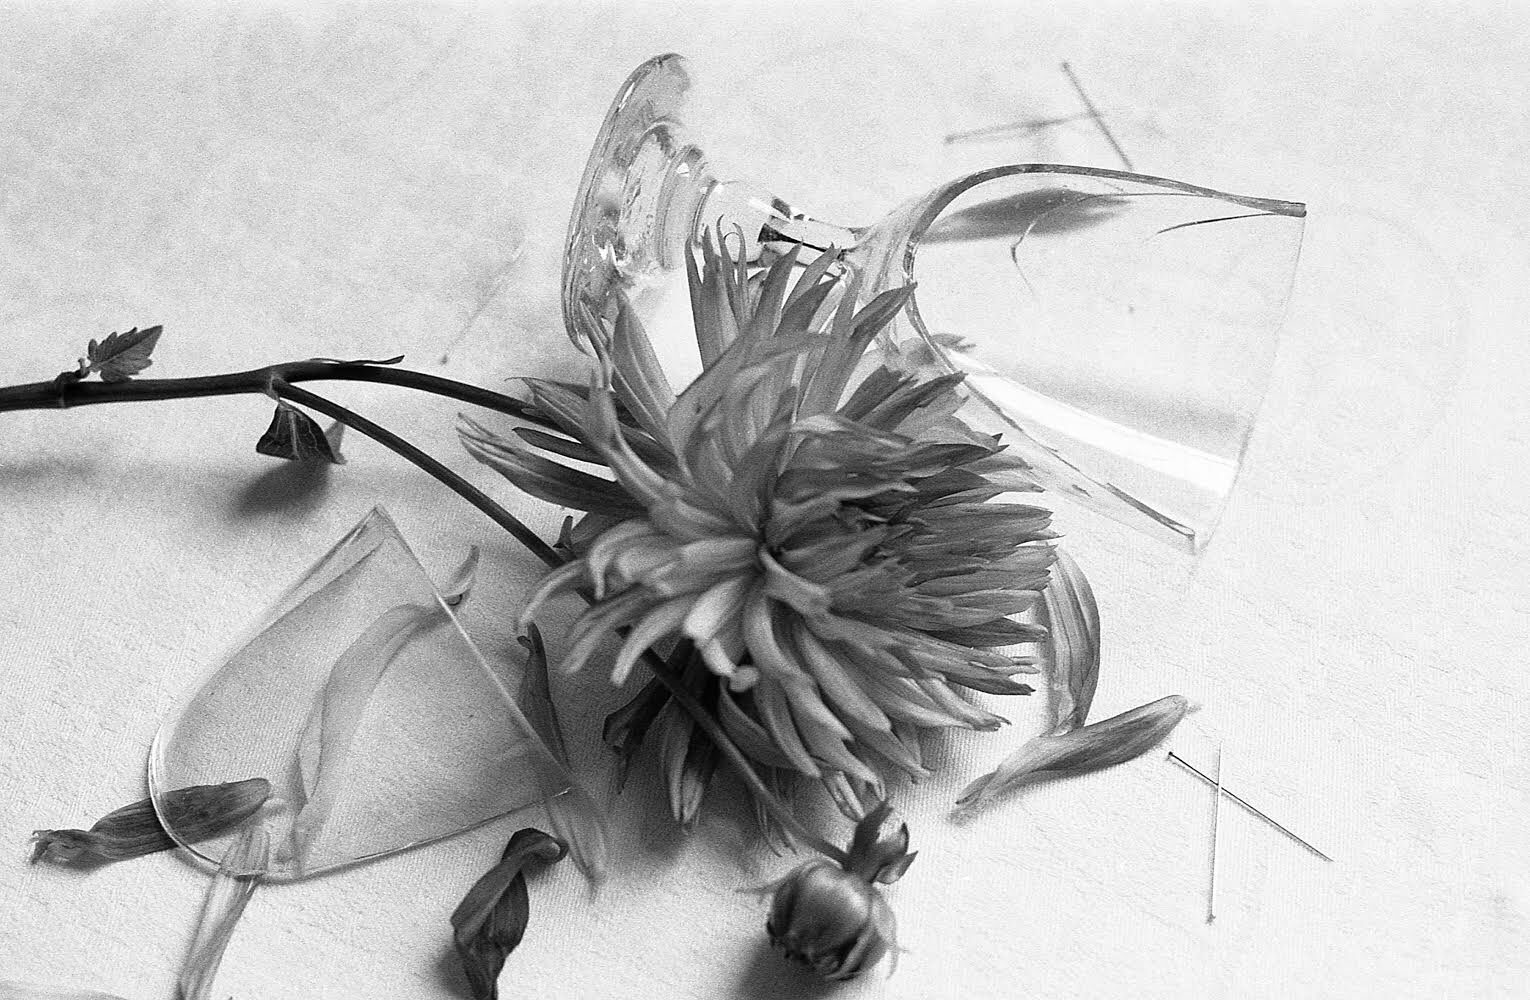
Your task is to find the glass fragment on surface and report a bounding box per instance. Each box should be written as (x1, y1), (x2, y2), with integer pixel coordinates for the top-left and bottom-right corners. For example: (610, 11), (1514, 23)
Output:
(149, 507), (572, 881)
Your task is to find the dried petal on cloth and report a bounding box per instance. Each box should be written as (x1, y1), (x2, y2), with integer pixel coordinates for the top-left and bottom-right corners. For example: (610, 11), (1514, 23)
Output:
(957, 695), (1189, 806)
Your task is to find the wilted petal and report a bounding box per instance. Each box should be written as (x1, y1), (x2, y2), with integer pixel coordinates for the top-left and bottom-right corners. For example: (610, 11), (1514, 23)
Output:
(31, 778), (270, 865)
(515, 628), (609, 887)
(451, 829), (568, 1000)
(956, 695), (1189, 806)
(1041, 549), (1100, 735)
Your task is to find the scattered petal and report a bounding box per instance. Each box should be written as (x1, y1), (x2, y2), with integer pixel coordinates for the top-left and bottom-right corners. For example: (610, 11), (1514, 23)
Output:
(451, 828), (568, 1000)
(516, 626), (610, 887)
(30, 778), (270, 865)
(1041, 549), (1100, 735)
(957, 695), (1189, 806)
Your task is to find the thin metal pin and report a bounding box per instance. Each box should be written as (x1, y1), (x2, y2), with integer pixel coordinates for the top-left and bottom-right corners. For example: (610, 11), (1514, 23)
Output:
(1167, 751), (1334, 862)
(1059, 61), (1135, 171)
(1206, 744), (1224, 924)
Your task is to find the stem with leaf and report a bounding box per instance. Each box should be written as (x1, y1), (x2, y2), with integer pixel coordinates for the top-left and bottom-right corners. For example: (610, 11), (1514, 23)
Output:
(2, 342), (848, 865)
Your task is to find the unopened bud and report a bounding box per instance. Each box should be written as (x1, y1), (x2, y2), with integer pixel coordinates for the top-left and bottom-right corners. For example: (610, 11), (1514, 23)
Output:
(767, 860), (895, 981)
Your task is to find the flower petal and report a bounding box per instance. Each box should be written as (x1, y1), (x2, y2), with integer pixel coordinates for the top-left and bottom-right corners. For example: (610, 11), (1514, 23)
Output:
(956, 695), (1189, 806)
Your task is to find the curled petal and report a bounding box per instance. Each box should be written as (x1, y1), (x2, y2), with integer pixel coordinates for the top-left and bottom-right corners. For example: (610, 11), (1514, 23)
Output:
(31, 779), (270, 865)
(1041, 549), (1100, 735)
(451, 828), (568, 1000)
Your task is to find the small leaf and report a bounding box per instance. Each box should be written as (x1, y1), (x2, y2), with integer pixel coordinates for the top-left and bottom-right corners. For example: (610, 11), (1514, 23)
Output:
(451, 828), (567, 1000)
(957, 695), (1189, 806)
(1041, 549), (1100, 735)
(256, 401), (346, 464)
(80, 325), (163, 382)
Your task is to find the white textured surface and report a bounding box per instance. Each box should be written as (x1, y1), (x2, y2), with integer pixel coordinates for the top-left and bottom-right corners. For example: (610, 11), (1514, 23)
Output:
(1, 4), (1527, 999)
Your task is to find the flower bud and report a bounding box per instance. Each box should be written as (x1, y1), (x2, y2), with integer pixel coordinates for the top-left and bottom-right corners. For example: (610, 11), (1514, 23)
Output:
(766, 859), (897, 981)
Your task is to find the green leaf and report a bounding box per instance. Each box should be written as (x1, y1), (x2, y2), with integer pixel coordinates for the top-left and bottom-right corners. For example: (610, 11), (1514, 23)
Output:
(256, 401), (347, 464)
(80, 325), (163, 382)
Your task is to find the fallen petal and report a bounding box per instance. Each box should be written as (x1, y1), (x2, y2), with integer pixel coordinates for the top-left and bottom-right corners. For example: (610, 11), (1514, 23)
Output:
(30, 778), (270, 865)
(957, 695), (1188, 806)
(451, 828), (568, 1000)
(1040, 549), (1099, 735)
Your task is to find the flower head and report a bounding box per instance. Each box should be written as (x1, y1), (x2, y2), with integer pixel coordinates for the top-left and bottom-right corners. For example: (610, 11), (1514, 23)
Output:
(461, 239), (1055, 792)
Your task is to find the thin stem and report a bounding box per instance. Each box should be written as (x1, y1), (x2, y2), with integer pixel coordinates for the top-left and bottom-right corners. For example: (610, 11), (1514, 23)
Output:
(634, 643), (852, 868)
(3, 354), (839, 865)
(258, 392), (829, 859)
(0, 359), (543, 420)
(271, 382), (561, 570)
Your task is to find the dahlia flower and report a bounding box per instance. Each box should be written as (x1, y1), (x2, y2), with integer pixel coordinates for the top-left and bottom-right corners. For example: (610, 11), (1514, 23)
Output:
(460, 239), (1056, 805)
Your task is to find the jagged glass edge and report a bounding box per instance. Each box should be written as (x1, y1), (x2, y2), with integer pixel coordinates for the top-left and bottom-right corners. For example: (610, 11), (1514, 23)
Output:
(147, 506), (572, 880)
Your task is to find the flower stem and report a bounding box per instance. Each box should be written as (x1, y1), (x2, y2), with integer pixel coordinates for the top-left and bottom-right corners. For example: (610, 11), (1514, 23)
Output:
(271, 382), (561, 570)
(633, 645), (852, 867)
(2, 355), (843, 865)
(0, 359), (542, 419)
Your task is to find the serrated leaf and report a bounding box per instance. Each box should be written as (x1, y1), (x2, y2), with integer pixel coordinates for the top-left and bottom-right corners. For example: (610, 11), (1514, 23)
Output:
(255, 401), (347, 464)
(81, 325), (163, 382)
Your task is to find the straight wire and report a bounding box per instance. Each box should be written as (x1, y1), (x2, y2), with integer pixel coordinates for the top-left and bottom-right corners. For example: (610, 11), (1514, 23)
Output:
(1167, 751), (1335, 863)
(1060, 61), (1134, 171)
(1207, 744), (1224, 924)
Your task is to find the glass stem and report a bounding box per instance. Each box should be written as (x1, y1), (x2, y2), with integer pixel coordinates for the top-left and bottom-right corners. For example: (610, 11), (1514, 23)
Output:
(689, 179), (864, 266)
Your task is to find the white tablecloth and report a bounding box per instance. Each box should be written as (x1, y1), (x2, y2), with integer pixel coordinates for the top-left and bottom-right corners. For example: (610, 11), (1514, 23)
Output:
(2, 5), (1525, 999)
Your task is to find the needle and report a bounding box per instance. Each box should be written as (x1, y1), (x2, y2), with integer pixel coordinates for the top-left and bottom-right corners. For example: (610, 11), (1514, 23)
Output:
(1206, 744), (1224, 924)
(1060, 61), (1135, 172)
(1167, 751), (1334, 862)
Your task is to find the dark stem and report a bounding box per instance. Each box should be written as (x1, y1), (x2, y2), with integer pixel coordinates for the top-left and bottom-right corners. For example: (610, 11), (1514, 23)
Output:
(270, 382), (561, 570)
(2, 356), (843, 864)
(632, 643), (851, 866)
(0, 360), (542, 419)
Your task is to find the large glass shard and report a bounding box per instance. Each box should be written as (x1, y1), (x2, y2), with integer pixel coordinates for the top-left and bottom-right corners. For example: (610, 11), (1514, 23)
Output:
(149, 507), (570, 881)
(891, 167), (1305, 551)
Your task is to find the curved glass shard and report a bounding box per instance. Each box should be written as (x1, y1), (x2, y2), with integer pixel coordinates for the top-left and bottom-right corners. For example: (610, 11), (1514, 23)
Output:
(149, 507), (570, 881)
